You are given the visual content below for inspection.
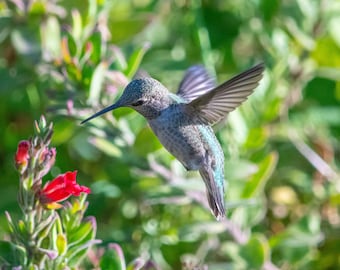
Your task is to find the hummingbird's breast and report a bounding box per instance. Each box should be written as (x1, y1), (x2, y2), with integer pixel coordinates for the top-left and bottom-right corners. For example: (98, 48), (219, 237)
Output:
(148, 105), (219, 171)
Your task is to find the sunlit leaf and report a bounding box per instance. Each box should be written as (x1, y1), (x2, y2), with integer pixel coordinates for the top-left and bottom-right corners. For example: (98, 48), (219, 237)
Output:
(41, 16), (61, 59)
(312, 36), (340, 67)
(243, 127), (267, 150)
(61, 37), (72, 63)
(66, 61), (82, 81)
(11, 28), (40, 61)
(52, 120), (75, 145)
(71, 9), (82, 42)
(88, 31), (102, 63)
(88, 61), (108, 105)
(29, 1), (46, 15)
(66, 33), (78, 58)
(108, 16), (151, 44)
(225, 159), (258, 180)
(240, 234), (269, 269)
(90, 137), (122, 158)
(68, 218), (95, 245)
(125, 43), (151, 79)
(91, 180), (121, 198)
(242, 152), (278, 198)
(100, 243), (126, 270)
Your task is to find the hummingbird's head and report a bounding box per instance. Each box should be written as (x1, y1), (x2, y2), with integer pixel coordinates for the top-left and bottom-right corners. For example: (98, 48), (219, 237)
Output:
(81, 78), (171, 124)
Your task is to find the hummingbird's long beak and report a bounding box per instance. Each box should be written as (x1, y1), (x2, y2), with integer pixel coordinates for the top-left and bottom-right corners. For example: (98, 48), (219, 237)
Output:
(81, 103), (120, 124)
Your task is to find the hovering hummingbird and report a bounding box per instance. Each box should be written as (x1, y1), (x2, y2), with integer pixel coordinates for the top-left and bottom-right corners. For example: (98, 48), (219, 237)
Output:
(82, 63), (264, 220)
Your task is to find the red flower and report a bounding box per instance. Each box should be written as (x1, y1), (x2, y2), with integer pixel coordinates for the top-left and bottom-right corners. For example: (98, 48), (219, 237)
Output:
(39, 171), (90, 209)
(15, 140), (31, 173)
(15, 140), (30, 165)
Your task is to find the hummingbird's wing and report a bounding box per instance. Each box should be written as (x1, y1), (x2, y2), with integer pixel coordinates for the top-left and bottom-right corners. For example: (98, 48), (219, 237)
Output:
(177, 65), (216, 102)
(186, 63), (265, 125)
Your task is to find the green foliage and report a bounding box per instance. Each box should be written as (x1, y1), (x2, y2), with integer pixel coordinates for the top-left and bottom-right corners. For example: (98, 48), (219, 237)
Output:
(1, 0), (339, 269)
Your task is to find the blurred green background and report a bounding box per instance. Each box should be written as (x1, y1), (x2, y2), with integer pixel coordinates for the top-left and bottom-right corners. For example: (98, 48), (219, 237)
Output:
(1, 0), (340, 269)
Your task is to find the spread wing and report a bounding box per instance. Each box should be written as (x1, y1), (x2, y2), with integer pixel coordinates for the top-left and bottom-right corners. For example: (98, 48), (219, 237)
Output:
(177, 65), (216, 102)
(186, 63), (265, 125)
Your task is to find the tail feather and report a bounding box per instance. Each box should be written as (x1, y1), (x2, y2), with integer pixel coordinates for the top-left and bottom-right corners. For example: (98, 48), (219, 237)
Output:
(199, 167), (225, 220)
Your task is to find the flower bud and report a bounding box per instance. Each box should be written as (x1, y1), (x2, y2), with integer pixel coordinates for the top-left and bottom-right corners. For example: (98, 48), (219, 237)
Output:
(15, 140), (31, 174)
(38, 147), (56, 179)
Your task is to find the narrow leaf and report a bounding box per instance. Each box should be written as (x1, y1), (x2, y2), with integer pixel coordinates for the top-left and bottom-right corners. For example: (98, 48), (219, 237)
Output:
(71, 9), (82, 41)
(239, 234), (269, 268)
(242, 152), (278, 198)
(88, 62), (108, 106)
(125, 43), (151, 79)
(90, 137), (122, 158)
(100, 243), (126, 270)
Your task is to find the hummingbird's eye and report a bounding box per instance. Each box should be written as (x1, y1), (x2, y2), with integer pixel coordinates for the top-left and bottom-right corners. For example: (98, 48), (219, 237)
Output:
(131, 100), (144, 106)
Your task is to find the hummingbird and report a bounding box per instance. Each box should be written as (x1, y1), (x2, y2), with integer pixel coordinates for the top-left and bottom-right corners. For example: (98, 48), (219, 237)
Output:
(82, 63), (264, 220)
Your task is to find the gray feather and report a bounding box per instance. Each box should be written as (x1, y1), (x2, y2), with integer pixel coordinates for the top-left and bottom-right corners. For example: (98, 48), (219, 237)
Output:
(187, 63), (265, 125)
(177, 65), (216, 102)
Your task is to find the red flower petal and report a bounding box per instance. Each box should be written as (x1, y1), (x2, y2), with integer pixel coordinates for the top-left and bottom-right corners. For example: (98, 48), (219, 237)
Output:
(15, 140), (30, 164)
(39, 171), (90, 205)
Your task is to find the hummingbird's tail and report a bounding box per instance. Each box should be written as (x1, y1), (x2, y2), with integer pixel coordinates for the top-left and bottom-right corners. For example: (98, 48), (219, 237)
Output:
(199, 167), (225, 220)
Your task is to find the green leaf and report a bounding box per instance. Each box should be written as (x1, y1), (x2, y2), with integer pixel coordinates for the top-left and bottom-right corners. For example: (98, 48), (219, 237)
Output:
(67, 218), (98, 266)
(71, 9), (83, 42)
(68, 221), (93, 245)
(70, 132), (101, 161)
(329, 16), (340, 47)
(242, 152), (278, 198)
(125, 43), (151, 79)
(4, 212), (16, 235)
(304, 77), (338, 106)
(52, 120), (76, 145)
(312, 36), (340, 67)
(29, 1), (46, 14)
(11, 28), (40, 61)
(0, 241), (26, 265)
(88, 31), (103, 63)
(65, 61), (82, 81)
(239, 234), (269, 268)
(32, 212), (57, 240)
(108, 16), (150, 44)
(41, 16), (61, 59)
(330, 193), (340, 205)
(91, 180), (121, 198)
(0, 16), (12, 41)
(88, 61), (108, 105)
(100, 243), (126, 270)
(61, 36), (72, 63)
(225, 159), (258, 181)
(263, 97), (282, 121)
(260, 0), (280, 22)
(81, 64), (94, 88)
(90, 137), (122, 158)
(230, 198), (267, 228)
(112, 46), (128, 71)
(270, 213), (322, 250)
(243, 127), (267, 150)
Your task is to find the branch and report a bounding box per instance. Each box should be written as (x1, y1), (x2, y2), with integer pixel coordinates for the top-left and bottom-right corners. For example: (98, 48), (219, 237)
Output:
(288, 130), (339, 190)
